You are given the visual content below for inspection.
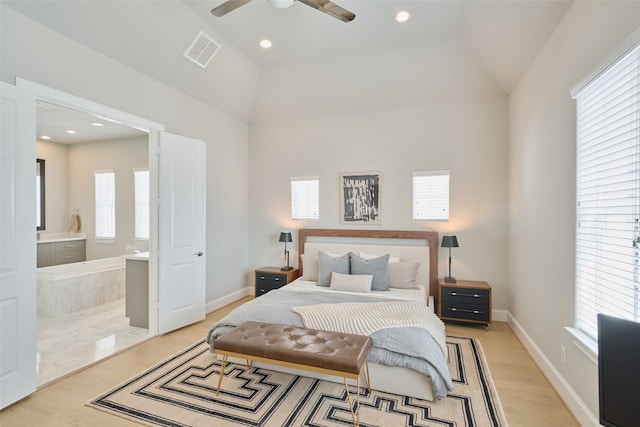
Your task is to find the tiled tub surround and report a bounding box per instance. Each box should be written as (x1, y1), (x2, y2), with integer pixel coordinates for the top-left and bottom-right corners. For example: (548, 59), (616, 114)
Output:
(37, 256), (126, 318)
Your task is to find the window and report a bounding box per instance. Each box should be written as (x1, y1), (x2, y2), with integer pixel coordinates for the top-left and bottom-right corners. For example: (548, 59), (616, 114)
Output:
(412, 170), (450, 221)
(134, 169), (149, 240)
(291, 176), (319, 220)
(574, 44), (640, 340)
(94, 170), (115, 239)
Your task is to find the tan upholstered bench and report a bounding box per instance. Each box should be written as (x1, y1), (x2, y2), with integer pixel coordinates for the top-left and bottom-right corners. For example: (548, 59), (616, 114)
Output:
(214, 321), (373, 427)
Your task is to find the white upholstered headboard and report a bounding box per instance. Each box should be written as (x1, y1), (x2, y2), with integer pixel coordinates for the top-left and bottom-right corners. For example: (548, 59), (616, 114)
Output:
(298, 229), (439, 303)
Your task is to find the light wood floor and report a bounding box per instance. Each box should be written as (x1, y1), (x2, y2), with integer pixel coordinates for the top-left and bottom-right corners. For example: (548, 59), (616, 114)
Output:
(1, 298), (580, 426)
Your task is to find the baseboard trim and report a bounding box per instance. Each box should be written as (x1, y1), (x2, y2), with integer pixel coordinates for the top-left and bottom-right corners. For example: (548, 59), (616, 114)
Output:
(507, 313), (600, 427)
(205, 287), (251, 314)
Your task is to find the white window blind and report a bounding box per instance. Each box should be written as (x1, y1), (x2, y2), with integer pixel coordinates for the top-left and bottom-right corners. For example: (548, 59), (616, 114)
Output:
(291, 176), (319, 220)
(574, 44), (640, 340)
(412, 170), (450, 221)
(134, 169), (149, 240)
(94, 170), (115, 239)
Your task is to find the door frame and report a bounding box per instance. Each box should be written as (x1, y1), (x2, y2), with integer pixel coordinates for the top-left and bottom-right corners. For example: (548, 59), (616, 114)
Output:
(16, 78), (165, 335)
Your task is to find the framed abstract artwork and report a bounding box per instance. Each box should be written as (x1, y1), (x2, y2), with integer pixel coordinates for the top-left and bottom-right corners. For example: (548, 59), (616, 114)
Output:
(339, 171), (381, 224)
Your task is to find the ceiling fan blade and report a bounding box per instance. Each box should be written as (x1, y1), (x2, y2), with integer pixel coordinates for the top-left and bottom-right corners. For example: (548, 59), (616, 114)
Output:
(297, 0), (355, 22)
(211, 0), (252, 17)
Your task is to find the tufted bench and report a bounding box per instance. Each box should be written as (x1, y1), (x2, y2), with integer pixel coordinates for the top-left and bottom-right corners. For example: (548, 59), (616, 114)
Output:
(214, 321), (373, 427)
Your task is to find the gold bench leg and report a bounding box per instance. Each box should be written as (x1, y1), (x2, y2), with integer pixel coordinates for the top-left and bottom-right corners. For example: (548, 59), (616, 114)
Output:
(343, 376), (361, 427)
(361, 361), (371, 392)
(216, 355), (228, 396)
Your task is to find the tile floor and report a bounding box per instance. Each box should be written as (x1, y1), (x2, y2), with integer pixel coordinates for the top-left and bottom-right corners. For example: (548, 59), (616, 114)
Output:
(37, 298), (149, 386)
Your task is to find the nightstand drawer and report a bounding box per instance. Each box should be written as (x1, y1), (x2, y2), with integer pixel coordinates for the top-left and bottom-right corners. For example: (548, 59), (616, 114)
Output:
(441, 301), (490, 323)
(256, 282), (281, 296)
(256, 272), (286, 286)
(255, 275), (284, 295)
(441, 286), (490, 304)
(254, 267), (299, 297)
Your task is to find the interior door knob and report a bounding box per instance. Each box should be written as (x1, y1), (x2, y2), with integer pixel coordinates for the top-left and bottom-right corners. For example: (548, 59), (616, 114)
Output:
(195, 251), (203, 257)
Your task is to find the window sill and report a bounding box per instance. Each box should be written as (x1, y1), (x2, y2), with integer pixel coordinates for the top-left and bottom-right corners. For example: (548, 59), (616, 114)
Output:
(94, 238), (115, 244)
(565, 327), (598, 365)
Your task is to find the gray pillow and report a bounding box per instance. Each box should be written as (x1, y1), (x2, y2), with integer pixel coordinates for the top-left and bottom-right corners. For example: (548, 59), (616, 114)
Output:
(317, 251), (350, 287)
(387, 261), (420, 289)
(350, 252), (390, 291)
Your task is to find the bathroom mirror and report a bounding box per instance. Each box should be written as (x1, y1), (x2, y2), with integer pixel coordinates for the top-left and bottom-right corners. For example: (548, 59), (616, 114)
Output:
(37, 158), (45, 230)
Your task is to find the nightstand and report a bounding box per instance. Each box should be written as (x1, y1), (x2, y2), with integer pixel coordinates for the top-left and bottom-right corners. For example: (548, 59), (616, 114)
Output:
(438, 279), (492, 330)
(255, 267), (299, 297)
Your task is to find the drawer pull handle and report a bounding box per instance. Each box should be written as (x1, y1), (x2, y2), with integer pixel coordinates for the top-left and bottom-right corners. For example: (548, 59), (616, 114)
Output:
(65, 244), (76, 248)
(65, 255), (75, 259)
(274, 278), (280, 281)
(449, 292), (483, 298)
(259, 276), (265, 280)
(450, 308), (482, 314)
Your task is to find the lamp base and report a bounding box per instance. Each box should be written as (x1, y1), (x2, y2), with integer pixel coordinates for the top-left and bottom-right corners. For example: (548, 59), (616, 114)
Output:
(281, 266), (294, 271)
(444, 276), (457, 283)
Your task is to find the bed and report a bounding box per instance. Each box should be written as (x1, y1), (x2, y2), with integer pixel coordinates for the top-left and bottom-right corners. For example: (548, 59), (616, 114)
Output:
(206, 229), (452, 401)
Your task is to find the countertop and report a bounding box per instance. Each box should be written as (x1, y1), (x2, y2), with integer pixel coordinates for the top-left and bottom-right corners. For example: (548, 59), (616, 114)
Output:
(125, 252), (149, 261)
(37, 232), (87, 244)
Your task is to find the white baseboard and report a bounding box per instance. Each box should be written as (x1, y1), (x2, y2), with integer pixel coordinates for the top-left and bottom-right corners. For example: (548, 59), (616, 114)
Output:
(507, 313), (600, 427)
(205, 287), (251, 314)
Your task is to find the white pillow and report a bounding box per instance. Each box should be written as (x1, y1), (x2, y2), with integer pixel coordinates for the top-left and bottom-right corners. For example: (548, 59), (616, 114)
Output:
(387, 262), (420, 289)
(359, 252), (400, 263)
(329, 272), (372, 293)
(300, 253), (319, 281)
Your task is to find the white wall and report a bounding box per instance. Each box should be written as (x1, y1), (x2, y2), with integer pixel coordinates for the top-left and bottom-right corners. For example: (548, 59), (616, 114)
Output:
(1, 5), (251, 303)
(35, 140), (69, 233)
(509, 1), (640, 424)
(67, 136), (148, 260)
(249, 97), (509, 307)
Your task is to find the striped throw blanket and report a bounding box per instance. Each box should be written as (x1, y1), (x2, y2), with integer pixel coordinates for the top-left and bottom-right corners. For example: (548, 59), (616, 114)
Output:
(291, 300), (447, 357)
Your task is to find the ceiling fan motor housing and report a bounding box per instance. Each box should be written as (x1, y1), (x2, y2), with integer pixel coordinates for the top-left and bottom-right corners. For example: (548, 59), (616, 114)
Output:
(269, 0), (295, 8)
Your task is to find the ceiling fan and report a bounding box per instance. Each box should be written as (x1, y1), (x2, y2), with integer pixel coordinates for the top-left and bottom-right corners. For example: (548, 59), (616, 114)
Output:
(211, 0), (355, 23)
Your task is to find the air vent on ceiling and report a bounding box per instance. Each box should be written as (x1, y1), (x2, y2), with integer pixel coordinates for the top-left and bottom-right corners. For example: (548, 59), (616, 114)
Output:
(183, 31), (221, 69)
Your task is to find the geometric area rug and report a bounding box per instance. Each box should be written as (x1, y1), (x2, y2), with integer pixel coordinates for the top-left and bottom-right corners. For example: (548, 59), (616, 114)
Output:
(87, 336), (509, 426)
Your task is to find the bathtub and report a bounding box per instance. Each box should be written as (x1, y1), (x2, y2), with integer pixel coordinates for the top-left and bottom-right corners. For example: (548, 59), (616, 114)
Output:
(37, 256), (126, 318)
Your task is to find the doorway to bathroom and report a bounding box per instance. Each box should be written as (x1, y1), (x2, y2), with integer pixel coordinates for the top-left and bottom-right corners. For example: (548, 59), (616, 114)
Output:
(34, 100), (153, 386)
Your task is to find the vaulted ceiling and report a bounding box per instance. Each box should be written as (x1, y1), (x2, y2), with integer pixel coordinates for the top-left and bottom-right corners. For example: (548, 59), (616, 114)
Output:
(5, 0), (573, 123)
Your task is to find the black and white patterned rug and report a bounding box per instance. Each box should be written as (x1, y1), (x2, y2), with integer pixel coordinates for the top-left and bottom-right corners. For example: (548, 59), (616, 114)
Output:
(87, 335), (508, 426)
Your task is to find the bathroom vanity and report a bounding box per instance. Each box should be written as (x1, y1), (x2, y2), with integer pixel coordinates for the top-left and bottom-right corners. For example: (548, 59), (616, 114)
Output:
(37, 233), (87, 267)
(125, 252), (149, 328)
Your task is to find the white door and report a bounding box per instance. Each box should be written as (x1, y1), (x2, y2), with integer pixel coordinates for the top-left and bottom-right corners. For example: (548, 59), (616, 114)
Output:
(158, 132), (206, 334)
(0, 82), (37, 408)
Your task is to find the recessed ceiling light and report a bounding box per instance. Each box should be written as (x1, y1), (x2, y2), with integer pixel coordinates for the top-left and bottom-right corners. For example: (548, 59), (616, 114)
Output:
(259, 39), (272, 49)
(396, 11), (410, 23)
(40, 135), (51, 140)
(91, 122), (104, 127)
(66, 129), (77, 134)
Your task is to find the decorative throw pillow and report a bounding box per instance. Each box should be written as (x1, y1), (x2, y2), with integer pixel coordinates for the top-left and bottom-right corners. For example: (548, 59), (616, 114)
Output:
(350, 252), (390, 291)
(329, 272), (372, 293)
(387, 261), (420, 289)
(359, 252), (400, 263)
(317, 251), (350, 287)
(300, 253), (319, 281)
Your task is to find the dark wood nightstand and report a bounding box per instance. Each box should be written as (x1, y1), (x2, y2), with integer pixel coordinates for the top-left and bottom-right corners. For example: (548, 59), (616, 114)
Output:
(438, 279), (492, 330)
(255, 267), (299, 297)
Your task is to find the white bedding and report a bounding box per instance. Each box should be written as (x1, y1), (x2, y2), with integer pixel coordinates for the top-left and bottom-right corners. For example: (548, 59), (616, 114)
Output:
(287, 278), (428, 304)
